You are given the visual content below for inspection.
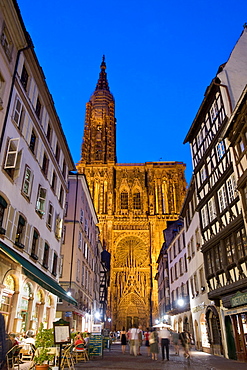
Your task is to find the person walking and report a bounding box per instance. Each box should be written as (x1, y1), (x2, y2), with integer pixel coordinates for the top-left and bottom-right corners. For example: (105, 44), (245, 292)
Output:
(179, 330), (191, 358)
(137, 325), (143, 355)
(120, 327), (127, 354)
(149, 328), (159, 360)
(158, 326), (171, 361)
(128, 324), (139, 356)
(171, 330), (180, 355)
(144, 328), (151, 356)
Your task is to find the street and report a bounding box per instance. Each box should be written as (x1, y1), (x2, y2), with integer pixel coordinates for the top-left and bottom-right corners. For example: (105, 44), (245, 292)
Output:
(76, 343), (247, 370)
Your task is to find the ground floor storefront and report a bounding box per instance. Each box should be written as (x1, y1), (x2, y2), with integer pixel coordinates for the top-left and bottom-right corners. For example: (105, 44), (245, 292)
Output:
(0, 243), (76, 334)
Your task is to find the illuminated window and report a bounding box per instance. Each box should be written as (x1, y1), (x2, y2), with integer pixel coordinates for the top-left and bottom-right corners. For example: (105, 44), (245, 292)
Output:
(218, 185), (227, 212)
(15, 215), (25, 248)
(22, 165), (33, 198)
(36, 186), (46, 215)
(121, 191), (128, 209)
(133, 192), (141, 209)
(216, 141), (225, 160)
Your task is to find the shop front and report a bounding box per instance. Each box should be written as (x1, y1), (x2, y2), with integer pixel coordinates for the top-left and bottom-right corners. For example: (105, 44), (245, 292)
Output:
(223, 291), (247, 362)
(0, 242), (77, 333)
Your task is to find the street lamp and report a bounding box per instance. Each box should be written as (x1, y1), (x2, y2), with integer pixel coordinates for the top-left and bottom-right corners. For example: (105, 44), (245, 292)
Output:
(177, 298), (185, 307)
(94, 311), (101, 321)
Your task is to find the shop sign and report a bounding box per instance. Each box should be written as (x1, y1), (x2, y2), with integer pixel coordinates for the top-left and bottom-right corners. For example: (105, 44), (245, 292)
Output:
(192, 302), (206, 313)
(65, 311), (72, 317)
(231, 291), (247, 307)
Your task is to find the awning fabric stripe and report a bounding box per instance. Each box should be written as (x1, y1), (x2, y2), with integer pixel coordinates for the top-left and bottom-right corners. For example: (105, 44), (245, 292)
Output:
(0, 241), (77, 306)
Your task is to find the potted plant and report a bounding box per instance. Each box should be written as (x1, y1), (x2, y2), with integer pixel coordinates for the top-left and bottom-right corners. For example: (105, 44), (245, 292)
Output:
(34, 323), (54, 370)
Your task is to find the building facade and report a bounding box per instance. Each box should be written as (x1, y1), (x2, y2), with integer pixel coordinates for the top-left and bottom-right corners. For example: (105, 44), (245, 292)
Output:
(223, 85), (247, 360)
(58, 173), (103, 332)
(0, 0), (75, 334)
(184, 25), (247, 360)
(164, 220), (191, 334)
(77, 57), (187, 330)
(181, 176), (211, 352)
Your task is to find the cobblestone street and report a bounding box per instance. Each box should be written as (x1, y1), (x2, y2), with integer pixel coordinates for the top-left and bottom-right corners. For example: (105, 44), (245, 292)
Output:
(75, 343), (247, 370)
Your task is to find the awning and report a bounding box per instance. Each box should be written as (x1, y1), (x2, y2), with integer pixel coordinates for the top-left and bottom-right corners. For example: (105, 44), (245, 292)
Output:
(0, 241), (77, 306)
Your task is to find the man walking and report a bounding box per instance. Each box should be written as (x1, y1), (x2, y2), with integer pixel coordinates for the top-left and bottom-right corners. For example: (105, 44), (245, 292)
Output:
(128, 324), (139, 356)
(158, 326), (171, 361)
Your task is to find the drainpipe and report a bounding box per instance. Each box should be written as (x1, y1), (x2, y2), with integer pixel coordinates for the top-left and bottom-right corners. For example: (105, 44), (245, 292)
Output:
(0, 42), (32, 152)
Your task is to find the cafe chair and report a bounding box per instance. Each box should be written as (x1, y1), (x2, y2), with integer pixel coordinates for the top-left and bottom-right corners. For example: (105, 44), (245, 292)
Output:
(6, 345), (21, 370)
(73, 344), (89, 363)
(60, 344), (75, 370)
(20, 343), (34, 362)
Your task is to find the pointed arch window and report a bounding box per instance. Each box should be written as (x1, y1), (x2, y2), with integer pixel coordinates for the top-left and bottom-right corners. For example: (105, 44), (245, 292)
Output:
(121, 191), (128, 210)
(133, 192), (141, 210)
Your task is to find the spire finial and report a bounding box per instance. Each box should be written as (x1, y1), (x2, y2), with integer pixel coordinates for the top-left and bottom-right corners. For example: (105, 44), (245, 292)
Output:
(96, 55), (109, 90)
(101, 54), (106, 70)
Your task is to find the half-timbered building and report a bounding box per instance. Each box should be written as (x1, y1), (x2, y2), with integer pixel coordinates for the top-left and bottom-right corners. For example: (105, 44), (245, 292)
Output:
(223, 85), (247, 361)
(184, 25), (247, 361)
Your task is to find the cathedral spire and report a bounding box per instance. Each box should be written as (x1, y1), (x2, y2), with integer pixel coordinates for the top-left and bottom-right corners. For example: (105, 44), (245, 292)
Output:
(78, 56), (116, 165)
(96, 55), (109, 91)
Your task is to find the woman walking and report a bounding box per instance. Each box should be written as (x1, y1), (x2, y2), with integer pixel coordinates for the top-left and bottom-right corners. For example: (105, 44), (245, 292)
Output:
(120, 327), (127, 354)
(144, 328), (151, 356)
(149, 328), (159, 360)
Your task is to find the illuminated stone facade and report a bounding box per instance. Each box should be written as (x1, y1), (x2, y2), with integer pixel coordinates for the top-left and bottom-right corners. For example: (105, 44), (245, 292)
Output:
(77, 57), (186, 330)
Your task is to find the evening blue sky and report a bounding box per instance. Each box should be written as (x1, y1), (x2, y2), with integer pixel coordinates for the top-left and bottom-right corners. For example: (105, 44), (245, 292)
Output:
(17, 0), (247, 183)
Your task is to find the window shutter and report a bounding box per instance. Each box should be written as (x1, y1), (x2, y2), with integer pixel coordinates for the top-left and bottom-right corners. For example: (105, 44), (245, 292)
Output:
(6, 206), (15, 239)
(22, 116), (31, 142)
(38, 237), (44, 260)
(4, 138), (19, 168)
(37, 143), (43, 166)
(24, 223), (31, 253)
(11, 212), (19, 241)
(48, 248), (53, 271)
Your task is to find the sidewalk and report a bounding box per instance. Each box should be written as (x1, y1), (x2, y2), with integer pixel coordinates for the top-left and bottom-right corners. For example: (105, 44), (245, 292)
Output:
(75, 343), (247, 370)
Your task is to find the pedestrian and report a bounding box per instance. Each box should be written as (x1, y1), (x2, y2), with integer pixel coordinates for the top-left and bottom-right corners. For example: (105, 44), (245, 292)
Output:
(128, 324), (139, 356)
(144, 328), (151, 356)
(158, 326), (171, 361)
(120, 327), (127, 354)
(179, 330), (191, 358)
(149, 328), (159, 360)
(171, 330), (180, 355)
(137, 325), (143, 355)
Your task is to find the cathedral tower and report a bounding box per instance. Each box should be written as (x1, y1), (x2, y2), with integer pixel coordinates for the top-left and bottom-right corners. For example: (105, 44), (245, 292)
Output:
(81, 56), (116, 164)
(77, 58), (186, 330)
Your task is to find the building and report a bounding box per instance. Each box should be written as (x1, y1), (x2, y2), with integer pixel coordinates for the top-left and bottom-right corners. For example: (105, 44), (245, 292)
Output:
(184, 25), (247, 360)
(164, 219), (191, 333)
(0, 0), (75, 333)
(76, 57), (187, 330)
(58, 173), (104, 332)
(156, 239), (170, 326)
(223, 85), (247, 360)
(180, 176), (211, 352)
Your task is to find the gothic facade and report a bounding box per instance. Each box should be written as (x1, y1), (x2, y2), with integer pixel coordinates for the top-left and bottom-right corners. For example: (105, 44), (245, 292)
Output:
(77, 57), (186, 330)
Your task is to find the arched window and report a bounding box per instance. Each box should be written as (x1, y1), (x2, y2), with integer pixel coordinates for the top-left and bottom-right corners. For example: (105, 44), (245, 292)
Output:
(120, 191), (128, 210)
(133, 192), (141, 210)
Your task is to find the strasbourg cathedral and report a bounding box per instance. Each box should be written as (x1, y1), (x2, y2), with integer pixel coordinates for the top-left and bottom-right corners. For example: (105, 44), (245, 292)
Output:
(76, 56), (186, 330)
